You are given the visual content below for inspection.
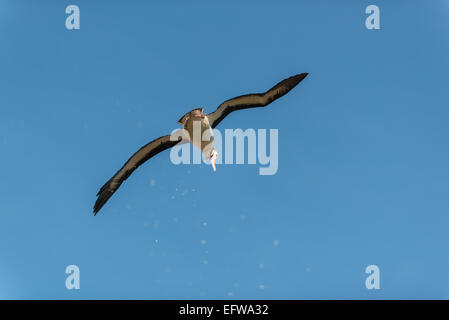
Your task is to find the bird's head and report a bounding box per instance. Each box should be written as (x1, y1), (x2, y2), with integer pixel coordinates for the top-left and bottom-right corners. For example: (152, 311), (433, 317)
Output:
(210, 149), (218, 172)
(191, 108), (205, 119)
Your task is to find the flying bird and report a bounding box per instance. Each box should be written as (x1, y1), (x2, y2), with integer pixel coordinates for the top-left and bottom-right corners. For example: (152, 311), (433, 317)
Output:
(93, 73), (308, 214)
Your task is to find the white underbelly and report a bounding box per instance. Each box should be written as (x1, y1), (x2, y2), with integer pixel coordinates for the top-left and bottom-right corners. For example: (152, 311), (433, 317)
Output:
(186, 117), (215, 156)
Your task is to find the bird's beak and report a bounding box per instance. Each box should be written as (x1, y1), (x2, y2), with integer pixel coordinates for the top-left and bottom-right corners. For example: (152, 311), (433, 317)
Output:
(211, 157), (216, 172)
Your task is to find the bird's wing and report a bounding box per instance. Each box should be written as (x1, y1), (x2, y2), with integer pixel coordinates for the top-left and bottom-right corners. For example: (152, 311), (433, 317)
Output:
(93, 132), (185, 215)
(207, 73), (308, 128)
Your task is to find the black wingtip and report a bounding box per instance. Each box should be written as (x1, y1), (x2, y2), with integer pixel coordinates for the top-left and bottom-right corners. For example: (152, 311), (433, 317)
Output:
(93, 197), (103, 215)
(93, 191), (110, 215)
(288, 73), (309, 89)
(273, 73), (309, 94)
(93, 181), (115, 216)
(296, 73), (309, 81)
(93, 200), (101, 215)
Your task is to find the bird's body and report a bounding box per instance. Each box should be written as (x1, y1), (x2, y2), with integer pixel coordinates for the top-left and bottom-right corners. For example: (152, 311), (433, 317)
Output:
(93, 73), (309, 214)
(180, 108), (216, 160)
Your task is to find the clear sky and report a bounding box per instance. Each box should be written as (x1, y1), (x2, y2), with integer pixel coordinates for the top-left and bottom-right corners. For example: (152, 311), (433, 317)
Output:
(0, 0), (448, 299)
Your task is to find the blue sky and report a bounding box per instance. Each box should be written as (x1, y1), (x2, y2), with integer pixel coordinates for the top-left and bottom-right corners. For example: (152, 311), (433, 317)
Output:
(0, 0), (448, 299)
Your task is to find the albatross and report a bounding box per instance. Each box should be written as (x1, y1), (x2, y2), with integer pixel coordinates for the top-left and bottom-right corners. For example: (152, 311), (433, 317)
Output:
(93, 73), (308, 214)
